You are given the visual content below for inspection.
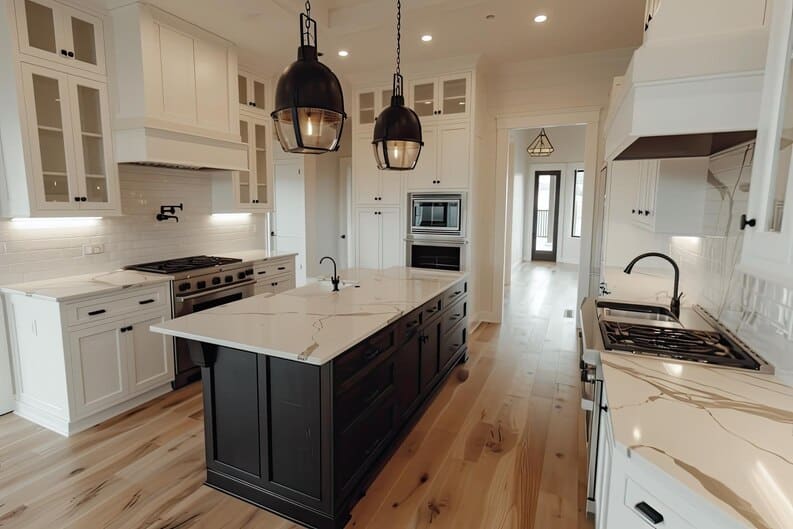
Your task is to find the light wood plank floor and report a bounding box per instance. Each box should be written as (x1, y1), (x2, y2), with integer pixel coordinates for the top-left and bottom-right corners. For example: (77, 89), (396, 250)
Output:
(0, 262), (592, 529)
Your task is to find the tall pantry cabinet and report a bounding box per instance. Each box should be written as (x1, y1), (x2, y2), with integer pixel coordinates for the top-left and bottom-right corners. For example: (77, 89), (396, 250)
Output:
(350, 68), (477, 270)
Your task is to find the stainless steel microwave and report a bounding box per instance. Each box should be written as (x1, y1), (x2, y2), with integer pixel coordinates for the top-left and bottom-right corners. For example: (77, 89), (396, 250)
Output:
(408, 193), (466, 237)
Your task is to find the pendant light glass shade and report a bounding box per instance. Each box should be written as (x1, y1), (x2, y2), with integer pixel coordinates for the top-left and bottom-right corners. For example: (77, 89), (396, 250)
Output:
(372, 1), (423, 170)
(527, 128), (555, 157)
(272, 9), (346, 154)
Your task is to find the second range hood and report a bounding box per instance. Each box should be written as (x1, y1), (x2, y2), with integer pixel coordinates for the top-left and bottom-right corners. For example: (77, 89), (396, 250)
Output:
(605, 24), (768, 161)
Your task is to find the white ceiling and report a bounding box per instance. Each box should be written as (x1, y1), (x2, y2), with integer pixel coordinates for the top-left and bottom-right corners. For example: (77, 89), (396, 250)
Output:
(136, 0), (644, 77)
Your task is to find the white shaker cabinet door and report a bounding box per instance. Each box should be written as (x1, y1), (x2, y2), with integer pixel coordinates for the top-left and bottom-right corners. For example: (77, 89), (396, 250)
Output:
(127, 313), (174, 395)
(69, 321), (128, 417)
(437, 122), (470, 189)
(356, 208), (381, 269)
(380, 208), (402, 268)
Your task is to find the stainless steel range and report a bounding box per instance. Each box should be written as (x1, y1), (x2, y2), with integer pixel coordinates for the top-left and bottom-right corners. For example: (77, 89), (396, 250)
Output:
(125, 256), (255, 388)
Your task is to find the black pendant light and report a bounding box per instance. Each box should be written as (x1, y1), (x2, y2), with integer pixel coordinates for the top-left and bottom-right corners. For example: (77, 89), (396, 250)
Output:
(372, 0), (423, 170)
(272, 1), (346, 154)
(527, 128), (555, 157)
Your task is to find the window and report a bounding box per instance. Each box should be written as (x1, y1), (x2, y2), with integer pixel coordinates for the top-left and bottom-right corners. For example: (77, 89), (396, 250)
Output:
(571, 169), (584, 238)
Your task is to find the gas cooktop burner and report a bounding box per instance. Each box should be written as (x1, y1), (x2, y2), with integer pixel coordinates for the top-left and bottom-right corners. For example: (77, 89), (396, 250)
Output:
(124, 255), (243, 274)
(599, 320), (761, 370)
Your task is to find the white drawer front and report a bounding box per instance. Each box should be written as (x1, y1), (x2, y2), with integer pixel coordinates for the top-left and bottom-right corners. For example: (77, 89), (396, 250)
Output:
(65, 285), (170, 327)
(255, 273), (296, 295)
(623, 477), (695, 529)
(253, 258), (295, 280)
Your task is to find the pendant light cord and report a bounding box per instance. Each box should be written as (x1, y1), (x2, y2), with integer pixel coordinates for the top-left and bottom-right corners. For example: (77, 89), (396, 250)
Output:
(396, 0), (401, 76)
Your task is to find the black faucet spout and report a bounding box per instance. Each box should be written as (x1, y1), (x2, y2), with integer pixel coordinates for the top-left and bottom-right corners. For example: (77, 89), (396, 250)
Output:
(623, 252), (682, 318)
(320, 256), (341, 292)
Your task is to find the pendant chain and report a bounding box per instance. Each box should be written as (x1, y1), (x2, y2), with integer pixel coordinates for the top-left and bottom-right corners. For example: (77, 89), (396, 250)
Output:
(396, 0), (401, 76)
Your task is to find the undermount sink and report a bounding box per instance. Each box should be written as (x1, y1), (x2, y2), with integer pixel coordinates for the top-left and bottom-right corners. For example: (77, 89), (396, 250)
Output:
(596, 301), (680, 325)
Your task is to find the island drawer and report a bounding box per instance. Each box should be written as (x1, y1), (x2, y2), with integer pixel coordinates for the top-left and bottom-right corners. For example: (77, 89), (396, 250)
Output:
(333, 327), (396, 386)
(253, 257), (294, 279)
(440, 318), (467, 371)
(397, 306), (424, 342)
(444, 280), (467, 307)
(64, 284), (170, 328)
(421, 296), (443, 322)
(335, 391), (397, 492)
(335, 356), (396, 431)
(440, 298), (467, 336)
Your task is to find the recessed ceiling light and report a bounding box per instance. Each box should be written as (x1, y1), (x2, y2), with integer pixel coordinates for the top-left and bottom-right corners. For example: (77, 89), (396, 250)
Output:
(421, 34), (433, 42)
(338, 50), (349, 57)
(534, 14), (548, 23)
(486, 14), (495, 20)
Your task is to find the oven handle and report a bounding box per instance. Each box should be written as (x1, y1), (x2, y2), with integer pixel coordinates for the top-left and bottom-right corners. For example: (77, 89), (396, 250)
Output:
(175, 279), (256, 302)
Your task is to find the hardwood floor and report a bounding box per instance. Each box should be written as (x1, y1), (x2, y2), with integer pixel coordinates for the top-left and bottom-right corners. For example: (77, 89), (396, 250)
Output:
(0, 262), (592, 529)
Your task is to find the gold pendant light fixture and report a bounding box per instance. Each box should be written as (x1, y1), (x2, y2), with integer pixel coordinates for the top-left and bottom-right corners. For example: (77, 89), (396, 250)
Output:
(527, 128), (555, 157)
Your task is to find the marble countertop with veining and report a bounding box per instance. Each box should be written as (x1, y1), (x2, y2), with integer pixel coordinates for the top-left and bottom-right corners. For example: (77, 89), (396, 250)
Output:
(601, 352), (793, 529)
(0, 270), (174, 302)
(220, 249), (298, 263)
(151, 267), (466, 365)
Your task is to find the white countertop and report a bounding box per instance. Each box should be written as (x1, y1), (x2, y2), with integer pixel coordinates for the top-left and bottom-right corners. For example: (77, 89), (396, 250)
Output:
(220, 249), (298, 263)
(0, 270), (173, 302)
(151, 267), (466, 365)
(601, 353), (793, 529)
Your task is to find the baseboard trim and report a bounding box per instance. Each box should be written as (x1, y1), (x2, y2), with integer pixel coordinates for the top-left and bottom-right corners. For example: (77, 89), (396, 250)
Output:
(14, 383), (173, 437)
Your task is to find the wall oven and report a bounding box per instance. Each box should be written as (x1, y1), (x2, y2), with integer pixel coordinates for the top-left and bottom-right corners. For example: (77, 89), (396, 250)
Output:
(407, 238), (467, 271)
(409, 193), (466, 237)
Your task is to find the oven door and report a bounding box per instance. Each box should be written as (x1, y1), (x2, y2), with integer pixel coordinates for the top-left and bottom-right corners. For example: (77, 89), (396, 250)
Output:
(410, 196), (463, 235)
(172, 280), (255, 387)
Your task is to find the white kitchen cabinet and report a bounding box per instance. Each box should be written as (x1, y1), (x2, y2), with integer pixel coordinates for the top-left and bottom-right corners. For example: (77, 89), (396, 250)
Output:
(409, 72), (470, 122)
(14, 0), (106, 75)
(353, 133), (402, 205)
(741, 0), (793, 287)
(355, 207), (402, 269)
(623, 157), (710, 235)
(355, 86), (393, 128)
(251, 255), (297, 296)
(237, 69), (268, 116)
(406, 122), (471, 190)
(5, 284), (174, 436)
(255, 275), (296, 296)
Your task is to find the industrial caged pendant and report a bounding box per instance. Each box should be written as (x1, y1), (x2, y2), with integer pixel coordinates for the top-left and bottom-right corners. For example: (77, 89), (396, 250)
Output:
(527, 128), (555, 157)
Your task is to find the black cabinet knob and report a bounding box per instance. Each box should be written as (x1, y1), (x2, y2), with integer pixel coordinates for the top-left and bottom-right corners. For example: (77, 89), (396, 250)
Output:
(61, 49), (68, 56)
(631, 209), (636, 214)
(80, 196), (87, 202)
(740, 214), (757, 230)
(74, 196), (81, 202)
(67, 51), (74, 58)
(644, 210), (650, 215)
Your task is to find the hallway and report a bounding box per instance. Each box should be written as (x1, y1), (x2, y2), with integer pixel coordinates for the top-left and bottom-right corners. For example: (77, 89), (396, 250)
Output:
(0, 263), (591, 529)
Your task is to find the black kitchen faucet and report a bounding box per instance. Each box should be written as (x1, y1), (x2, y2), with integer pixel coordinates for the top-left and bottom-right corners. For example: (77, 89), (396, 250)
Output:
(623, 252), (683, 318)
(320, 256), (341, 292)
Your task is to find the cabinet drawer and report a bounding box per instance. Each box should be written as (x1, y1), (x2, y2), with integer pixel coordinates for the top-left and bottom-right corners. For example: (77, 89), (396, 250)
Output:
(397, 306), (424, 343)
(256, 274), (296, 295)
(334, 328), (396, 387)
(422, 296), (442, 322)
(444, 281), (467, 307)
(64, 285), (170, 327)
(335, 356), (396, 431)
(439, 318), (467, 371)
(440, 298), (467, 336)
(335, 392), (397, 492)
(623, 478), (695, 529)
(253, 258), (295, 279)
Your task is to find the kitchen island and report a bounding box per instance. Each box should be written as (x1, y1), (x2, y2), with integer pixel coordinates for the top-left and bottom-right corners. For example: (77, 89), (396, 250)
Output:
(151, 267), (469, 529)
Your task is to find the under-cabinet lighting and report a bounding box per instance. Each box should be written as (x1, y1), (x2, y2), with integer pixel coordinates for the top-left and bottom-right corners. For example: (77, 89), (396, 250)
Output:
(534, 14), (548, 23)
(10, 217), (102, 229)
(210, 213), (252, 222)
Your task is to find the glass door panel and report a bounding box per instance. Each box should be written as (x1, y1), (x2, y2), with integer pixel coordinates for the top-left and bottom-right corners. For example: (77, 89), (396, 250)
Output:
(358, 91), (375, 125)
(768, 49), (793, 232)
(442, 77), (467, 116)
(70, 15), (97, 67)
(238, 120), (251, 204)
(381, 89), (393, 110)
(412, 82), (435, 117)
(238, 73), (249, 106)
(61, 6), (104, 74)
(253, 80), (266, 110)
(31, 71), (72, 203)
(22, 0), (58, 54)
(255, 123), (268, 204)
(75, 84), (107, 203)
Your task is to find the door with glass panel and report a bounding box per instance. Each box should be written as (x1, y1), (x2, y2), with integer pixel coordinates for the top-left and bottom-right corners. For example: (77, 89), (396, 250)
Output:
(238, 70), (267, 115)
(68, 76), (117, 209)
(15, 0), (106, 75)
(236, 115), (273, 211)
(438, 74), (470, 119)
(531, 170), (562, 262)
(22, 63), (79, 210)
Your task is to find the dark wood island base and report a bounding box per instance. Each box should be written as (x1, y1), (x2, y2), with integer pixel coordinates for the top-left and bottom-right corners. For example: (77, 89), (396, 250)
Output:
(188, 278), (469, 529)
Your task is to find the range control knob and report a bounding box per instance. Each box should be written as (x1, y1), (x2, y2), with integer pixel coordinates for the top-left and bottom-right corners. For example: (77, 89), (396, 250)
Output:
(196, 281), (206, 289)
(238, 271), (246, 280)
(224, 275), (233, 283)
(178, 282), (191, 292)
(245, 268), (254, 276)
(212, 277), (221, 285)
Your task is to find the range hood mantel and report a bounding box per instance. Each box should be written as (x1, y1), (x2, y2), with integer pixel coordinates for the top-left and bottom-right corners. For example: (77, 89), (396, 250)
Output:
(605, 27), (768, 161)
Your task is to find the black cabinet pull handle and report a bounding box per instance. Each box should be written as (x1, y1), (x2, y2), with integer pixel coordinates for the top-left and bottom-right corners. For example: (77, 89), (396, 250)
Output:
(363, 387), (382, 404)
(451, 343), (460, 349)
(406, 320), (419, 329)
(426, 307), (438, 314)
(258, 271), (267, 275)
(138, 299), (155, 305)
(364, 437), (382, 457)
(740, 214), (757, 230)
(634, 502), (664, 525)
(88, 309), (106, 316)
(277, 266), (286, 270)
(363, 348), (381, 361)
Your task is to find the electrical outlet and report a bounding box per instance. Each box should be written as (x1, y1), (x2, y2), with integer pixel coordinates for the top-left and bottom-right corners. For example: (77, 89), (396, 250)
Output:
(92, 244), (105, 255)
(83, 244), (105, 256)
(83, 244), (93, 255)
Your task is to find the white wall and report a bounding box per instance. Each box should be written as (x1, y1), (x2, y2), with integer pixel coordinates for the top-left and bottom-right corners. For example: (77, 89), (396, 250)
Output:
(509, 145), (525, 269)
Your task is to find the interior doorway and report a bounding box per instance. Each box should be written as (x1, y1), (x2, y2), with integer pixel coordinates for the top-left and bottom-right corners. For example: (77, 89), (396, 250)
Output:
(531, 169), (561, 261)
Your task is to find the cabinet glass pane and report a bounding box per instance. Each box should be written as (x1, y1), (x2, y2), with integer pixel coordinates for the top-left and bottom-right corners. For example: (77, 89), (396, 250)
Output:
(238, 74), (247, 105)
(770, 52), (793, 231)
(71, 16), (97, 66)
(32, 74), (69, 202)
(255, 124), (267, 203)
(442, 78), (467, 115)
(77, 85), (107, 202)
(239, 120), (250, 203)
(382, 89), (393, 109)
(413, 83), (434, 117)
(24, 1), (56, 54)
(359, 92), (375, 124)
(253, 80), (266, 109)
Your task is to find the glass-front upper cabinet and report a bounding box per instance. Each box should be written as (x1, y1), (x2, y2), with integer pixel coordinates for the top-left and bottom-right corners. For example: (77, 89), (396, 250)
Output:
(355, 87), (393, 128)
(409, 73), (470, 120)
(21, 62), (117, 212)
(235, 115), (272, 211)
(741, 0), (793, 286)
(238, 70), (268, 115)
(15, 0), (106, 75)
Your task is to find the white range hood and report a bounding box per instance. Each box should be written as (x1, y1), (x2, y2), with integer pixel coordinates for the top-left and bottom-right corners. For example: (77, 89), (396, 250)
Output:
(110, 3), (247, 171)
(605, 6), (769, 161)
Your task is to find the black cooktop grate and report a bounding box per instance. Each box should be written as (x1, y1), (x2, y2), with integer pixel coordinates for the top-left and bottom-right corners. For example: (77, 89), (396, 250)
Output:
(599, 320), (761, 370)
(124, 255), (243, 274)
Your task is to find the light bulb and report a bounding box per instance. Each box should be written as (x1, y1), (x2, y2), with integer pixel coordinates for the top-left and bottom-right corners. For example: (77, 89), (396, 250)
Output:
(306, 114), (314, 136)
